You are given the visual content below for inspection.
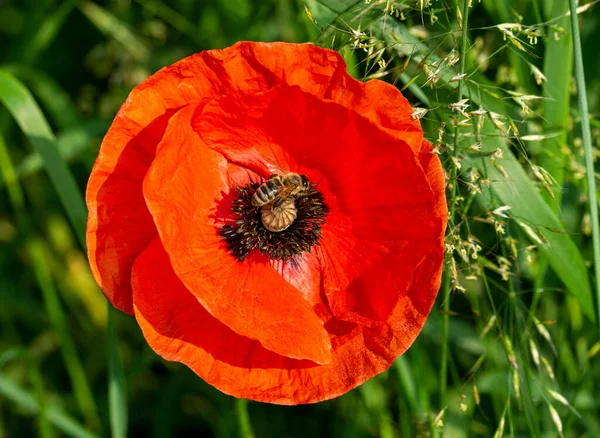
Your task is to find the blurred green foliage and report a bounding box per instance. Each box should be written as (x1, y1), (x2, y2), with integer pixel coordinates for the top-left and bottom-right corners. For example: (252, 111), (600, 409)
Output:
(1, 0), (600, 437)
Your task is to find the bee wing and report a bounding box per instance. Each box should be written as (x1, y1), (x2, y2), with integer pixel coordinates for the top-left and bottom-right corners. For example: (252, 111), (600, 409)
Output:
(278, 184), (297, 199)
(272, 184), (297, 208)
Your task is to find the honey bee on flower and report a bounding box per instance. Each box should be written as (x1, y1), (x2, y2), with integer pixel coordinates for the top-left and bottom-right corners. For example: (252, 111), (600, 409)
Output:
(251, 172), (311, 232)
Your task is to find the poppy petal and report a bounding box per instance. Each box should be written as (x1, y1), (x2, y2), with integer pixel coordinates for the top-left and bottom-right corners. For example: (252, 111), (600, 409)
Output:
(86, 110), (176, 314)
(132, 237), (443, 404)
(142, 103), (332, 364)
(327, 72), (424, 144)
(130, 239), (311, 397)
(192, 85), (444, 320)
(417, 139), (448, 219)
(239, 42), (424, 144)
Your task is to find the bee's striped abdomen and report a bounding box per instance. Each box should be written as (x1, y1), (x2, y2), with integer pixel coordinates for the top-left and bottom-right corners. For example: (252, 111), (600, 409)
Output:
(252, 177), (283, 207)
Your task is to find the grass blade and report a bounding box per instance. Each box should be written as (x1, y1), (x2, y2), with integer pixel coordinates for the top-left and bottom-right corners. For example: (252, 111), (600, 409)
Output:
(530, 0), (575, 337)
(4, 65), (80, 129)
(132, 0), (202, 44)
(6, 0), (76, 65)
(0, 375), (98, 438)
(0, 134), (99, 427)
(15, 120), (108, 182)
(29, 239), (100, 428)
(29, 357), (54, 438)
(0, 71), (128, 435)
(394, 356), (420, 413)
(0, 70), (86, 248)
(568, 0), (600, 326)
(79, 1), (149, 62)
(108, 304), (128, 438)
(465, 133), (595, 321)
(538, 0), (573, 207)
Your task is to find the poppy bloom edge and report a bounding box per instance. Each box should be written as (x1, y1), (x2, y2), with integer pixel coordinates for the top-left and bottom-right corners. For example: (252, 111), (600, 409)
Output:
(86, 41), (448, 404)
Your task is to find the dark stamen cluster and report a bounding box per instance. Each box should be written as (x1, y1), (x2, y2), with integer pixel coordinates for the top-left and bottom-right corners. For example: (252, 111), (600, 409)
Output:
(220, 181), (329, 262)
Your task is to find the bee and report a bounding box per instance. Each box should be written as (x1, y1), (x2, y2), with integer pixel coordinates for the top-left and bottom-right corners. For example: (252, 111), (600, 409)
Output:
(252, 173), (311, 232)
(260, 197), (298, 232)
(252, 173), (310, 208)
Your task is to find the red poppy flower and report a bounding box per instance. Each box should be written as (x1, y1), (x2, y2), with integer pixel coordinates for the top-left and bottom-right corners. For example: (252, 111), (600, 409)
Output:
(86, 41), (447, 404)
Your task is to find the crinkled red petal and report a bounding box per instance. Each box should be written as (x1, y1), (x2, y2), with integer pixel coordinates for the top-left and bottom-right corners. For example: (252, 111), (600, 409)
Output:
(86, 110), (176, 314)
(132, 238), (443, 404)
(143, 103), (332, 364)
(193, 86), (444, 322)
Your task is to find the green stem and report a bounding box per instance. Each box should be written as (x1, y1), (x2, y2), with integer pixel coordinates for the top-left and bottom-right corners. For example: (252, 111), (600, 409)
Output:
(440, 0), (470, 408)
(456, 1), (470, 105)
(568, 0), (600, 327)
(235, 399), (255, 438)
(108, 304), (128, 438)
(439, 270), (451, 407)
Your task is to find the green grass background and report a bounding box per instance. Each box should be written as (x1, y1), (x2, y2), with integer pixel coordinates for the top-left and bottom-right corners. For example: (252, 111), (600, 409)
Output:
(1, 0), (600, 436)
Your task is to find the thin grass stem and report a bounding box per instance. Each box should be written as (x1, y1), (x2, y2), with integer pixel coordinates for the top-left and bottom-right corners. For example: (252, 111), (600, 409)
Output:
(568, 0), (600, 327)
(440, 0), (470, 408)
(108, 304), (128, 438)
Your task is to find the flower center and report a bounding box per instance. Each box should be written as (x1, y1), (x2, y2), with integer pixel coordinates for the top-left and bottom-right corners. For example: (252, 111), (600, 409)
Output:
(220, 177), (329, 262)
